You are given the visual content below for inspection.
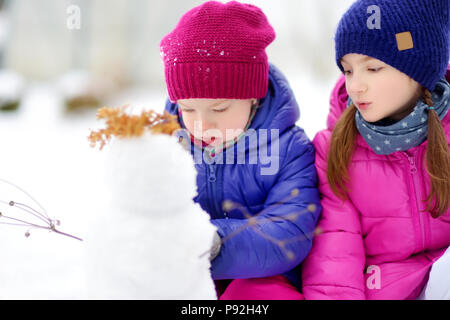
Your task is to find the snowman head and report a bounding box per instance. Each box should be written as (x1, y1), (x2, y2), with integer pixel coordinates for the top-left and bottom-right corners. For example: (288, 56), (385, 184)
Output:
(106, 132), (197, 215)
(90, 107), (197, 216)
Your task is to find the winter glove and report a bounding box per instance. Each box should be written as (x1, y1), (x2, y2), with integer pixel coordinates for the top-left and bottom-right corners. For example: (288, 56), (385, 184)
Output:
(209, 231), (222, 261)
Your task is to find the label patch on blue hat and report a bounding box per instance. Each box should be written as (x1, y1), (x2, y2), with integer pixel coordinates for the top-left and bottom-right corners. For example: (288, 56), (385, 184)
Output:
(396, 32), (414, 51)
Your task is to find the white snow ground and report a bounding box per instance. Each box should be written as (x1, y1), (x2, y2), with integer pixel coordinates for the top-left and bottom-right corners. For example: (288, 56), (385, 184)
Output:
(0, 75), (332, 299)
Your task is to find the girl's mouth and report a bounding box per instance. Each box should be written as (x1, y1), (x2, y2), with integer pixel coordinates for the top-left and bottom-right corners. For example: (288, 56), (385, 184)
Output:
(204, 136), (217, 145)
(357, 102), (372, 110)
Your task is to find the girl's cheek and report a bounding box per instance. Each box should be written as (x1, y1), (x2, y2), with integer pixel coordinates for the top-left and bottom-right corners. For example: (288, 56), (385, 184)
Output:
(182, 118), (195, 134)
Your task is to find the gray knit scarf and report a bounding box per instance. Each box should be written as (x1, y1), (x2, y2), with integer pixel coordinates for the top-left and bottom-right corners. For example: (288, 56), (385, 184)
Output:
(351, 78), (450, 155)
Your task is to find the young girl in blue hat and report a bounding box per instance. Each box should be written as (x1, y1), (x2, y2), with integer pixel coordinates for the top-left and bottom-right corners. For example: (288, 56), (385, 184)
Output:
(302, 0), (450, 299)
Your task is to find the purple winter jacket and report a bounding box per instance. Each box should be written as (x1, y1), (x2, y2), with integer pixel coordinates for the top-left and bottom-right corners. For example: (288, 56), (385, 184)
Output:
(301, 67), (450, 300)
(165, 64), (321, 288)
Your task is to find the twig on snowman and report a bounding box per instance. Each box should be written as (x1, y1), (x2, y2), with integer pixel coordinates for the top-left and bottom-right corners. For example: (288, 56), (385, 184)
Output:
(0, 178), (82, 241)
(199, 188), (321, 261)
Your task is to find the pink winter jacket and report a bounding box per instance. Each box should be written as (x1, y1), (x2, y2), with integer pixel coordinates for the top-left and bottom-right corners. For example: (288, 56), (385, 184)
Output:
(302, 67), (450, 300)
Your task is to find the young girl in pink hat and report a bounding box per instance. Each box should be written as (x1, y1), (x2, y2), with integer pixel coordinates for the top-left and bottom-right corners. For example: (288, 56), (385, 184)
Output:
(160, 1), (321, 300)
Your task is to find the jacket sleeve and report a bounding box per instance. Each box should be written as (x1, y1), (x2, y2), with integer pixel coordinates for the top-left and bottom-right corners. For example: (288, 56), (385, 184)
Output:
(301, 130), (366, 300)
(210, 129), (322, 280)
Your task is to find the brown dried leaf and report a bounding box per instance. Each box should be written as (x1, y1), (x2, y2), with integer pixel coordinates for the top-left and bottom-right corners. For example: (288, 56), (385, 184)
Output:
(88, 106), (181, 150)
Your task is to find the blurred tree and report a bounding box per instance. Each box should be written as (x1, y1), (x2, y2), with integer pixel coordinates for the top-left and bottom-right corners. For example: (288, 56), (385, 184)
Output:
(1, 0), (354, 86)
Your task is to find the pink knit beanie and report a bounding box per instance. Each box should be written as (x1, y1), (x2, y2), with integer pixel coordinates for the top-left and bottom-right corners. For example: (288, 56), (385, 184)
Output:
(160, 1), (276, 102)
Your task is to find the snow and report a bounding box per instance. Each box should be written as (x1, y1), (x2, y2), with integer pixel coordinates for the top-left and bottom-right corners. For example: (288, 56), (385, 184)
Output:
(0, 70), (25, 102)
(0, 84), (97, 299)
(418, 246), (450, 300)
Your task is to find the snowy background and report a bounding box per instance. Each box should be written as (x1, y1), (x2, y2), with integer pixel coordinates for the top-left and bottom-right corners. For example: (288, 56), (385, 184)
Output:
(0, 0), (354, 299)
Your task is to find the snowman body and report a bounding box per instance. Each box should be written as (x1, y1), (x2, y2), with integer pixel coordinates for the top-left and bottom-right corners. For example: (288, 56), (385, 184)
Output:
(86, 133), (217, 299)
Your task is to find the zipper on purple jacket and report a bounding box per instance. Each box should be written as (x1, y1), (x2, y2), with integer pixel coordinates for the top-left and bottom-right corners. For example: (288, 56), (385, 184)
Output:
(207, 163), (227, 219)
(208, 164), (216, 182)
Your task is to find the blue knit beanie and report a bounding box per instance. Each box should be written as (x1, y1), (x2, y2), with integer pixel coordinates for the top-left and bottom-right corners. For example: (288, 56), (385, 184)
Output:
(335, 0), (450, 91)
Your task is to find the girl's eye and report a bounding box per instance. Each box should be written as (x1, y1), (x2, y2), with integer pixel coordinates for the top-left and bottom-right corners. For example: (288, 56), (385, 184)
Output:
(213, 107), (228, 113)
(181, 109), (195, 113)
(343, 70), (352, 75)
(368, 67), (382, 72)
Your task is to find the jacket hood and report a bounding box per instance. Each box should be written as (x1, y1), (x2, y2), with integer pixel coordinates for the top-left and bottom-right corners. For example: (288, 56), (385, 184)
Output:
(250, 63), (300, 133)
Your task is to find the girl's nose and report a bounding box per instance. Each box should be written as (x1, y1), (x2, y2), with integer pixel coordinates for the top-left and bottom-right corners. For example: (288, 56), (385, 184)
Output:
(347, 73), (368, 95)
(199, 115), (217, 131)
